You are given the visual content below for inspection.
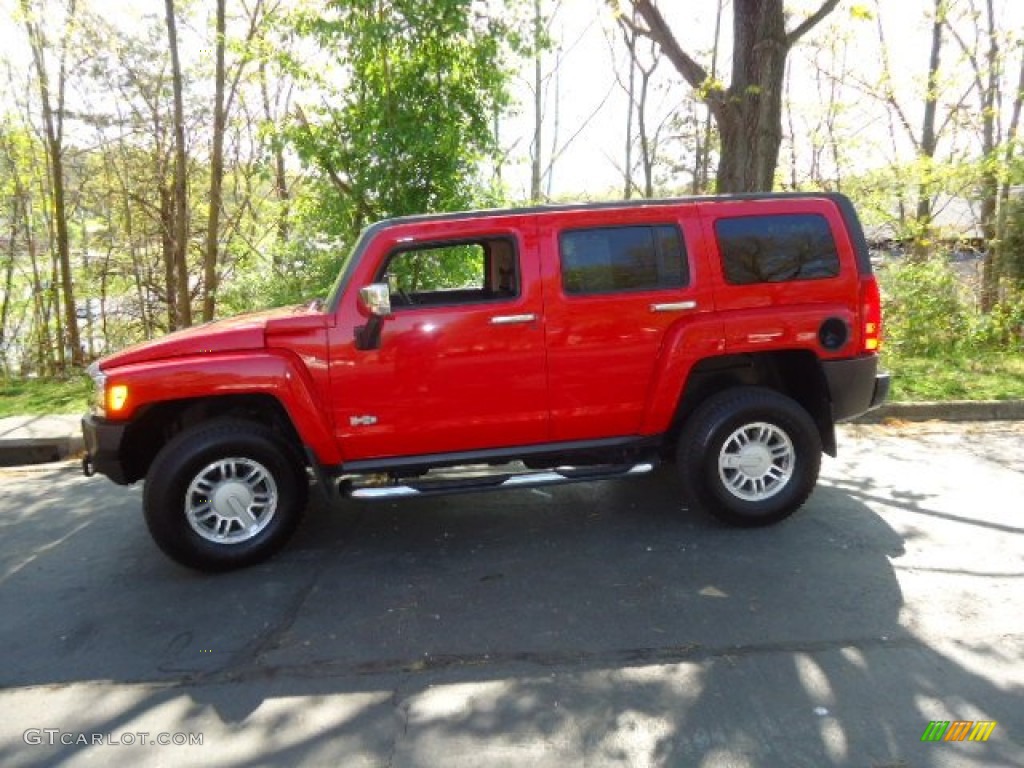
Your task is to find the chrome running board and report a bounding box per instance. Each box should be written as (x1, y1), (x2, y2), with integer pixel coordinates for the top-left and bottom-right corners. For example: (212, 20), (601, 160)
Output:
(344, 462), (654, 500)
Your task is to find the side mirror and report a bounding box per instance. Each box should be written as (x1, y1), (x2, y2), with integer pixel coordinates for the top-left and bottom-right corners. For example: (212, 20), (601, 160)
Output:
(358, 283), (392, 317)
(355, 283), (391, 351)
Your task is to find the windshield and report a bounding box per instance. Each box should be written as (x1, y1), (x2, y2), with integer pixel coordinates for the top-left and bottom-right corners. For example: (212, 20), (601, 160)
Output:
(324, 237), (362, 312)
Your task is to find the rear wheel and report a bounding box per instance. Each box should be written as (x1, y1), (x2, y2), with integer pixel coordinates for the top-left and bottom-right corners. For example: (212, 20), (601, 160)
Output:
(143, 420), (307, 571)
(677, 387), (821, 527)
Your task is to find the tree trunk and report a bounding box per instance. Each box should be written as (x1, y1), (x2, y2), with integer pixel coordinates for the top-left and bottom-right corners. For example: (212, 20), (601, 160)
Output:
(0, 195), (18, 369)
(995, 46), (1024, 291)
(698, 0), (724, 194)
(636, 51), (658, 197)
(630, 0), (839, 194)
(913, 0), (944, 261)
(621, 17), (637, 199)
(160, 185), (177, 331)
(530, 0), (543, 202)
(977, 0), (1000, 311)
(26, 210), (50, 375)
(21, 0), (83, 369)
(165, 0), (191, 328)
(203, 0), (227, 322)
(50, 236), (64, 372)
(259, 60), (291, 249)
(715, 0), (788, 193)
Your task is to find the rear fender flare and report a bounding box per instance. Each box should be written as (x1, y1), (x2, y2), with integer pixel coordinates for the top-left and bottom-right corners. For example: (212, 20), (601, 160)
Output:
(641, 317), (726, 434)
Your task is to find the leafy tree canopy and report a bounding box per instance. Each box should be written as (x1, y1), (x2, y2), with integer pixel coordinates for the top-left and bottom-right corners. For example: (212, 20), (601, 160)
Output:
(291, 0), (511, 243)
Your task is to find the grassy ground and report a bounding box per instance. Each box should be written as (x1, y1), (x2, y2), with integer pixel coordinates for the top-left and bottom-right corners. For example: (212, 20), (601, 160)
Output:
(883, 352), (1024, 402)
(1, 353), (1022, 417)
(0, 375), (91, 418)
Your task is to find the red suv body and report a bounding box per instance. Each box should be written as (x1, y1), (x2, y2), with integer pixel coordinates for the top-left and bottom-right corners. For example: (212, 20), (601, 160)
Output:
(82, 193), (889, 571)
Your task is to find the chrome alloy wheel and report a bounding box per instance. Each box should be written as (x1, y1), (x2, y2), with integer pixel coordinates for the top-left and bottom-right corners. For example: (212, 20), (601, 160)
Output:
(717, 422), (796, 502)
(185, 457), (279, 544)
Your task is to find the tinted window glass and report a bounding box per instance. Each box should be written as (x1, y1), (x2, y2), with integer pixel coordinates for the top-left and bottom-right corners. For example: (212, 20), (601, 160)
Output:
(715, 214), (840, 284)
(560, 225), (687, 295)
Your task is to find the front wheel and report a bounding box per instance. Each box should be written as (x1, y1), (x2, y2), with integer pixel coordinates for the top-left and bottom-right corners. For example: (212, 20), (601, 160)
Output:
(143, 420), (308, 571)
(676, 387), (822, 527)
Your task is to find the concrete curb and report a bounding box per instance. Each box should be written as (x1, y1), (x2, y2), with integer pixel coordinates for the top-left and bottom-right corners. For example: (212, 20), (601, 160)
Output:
(852, 400), (1024, 424)
(0, 415), (84, 468)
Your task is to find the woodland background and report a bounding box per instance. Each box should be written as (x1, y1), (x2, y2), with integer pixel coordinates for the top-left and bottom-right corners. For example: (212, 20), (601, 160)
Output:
(1, 0), (1022, 404)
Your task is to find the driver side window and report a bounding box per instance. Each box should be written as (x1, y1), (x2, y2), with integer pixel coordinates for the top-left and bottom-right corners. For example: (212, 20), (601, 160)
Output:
(381, 237), (520, 308)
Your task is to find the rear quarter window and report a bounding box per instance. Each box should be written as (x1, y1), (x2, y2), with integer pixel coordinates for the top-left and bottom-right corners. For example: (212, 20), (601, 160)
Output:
(715, 213), (840, 285)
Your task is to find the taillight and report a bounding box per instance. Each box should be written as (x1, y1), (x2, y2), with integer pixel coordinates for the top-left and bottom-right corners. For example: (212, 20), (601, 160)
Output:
(860, 276), (882, 353)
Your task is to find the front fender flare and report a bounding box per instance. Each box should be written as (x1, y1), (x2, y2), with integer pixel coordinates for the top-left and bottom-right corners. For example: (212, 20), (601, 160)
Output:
(103, 351), (342, 465)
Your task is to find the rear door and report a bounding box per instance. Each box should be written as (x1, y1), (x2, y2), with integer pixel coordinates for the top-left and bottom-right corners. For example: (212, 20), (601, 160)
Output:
(697, 198), (863, 355)
(538, 206), (713, 441)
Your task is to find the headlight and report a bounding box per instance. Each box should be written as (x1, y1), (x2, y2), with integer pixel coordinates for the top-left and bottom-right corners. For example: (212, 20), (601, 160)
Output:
(87, 361), (107, 416)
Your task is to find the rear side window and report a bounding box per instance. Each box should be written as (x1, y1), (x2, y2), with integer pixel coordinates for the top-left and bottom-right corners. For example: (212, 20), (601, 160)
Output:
(560, 225), (687, 295)
(715, 214), (840, 285)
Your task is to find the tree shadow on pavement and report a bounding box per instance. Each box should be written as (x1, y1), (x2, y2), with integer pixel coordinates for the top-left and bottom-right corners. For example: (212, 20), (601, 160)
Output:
(0, 464), (1021, 766)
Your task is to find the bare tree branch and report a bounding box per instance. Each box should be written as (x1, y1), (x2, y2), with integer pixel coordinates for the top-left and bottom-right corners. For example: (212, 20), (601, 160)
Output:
(293, 104), (377, 223)
(786, 0), (841, 47)
(626, 0), (724, 121)
(542, 81), (616, 176)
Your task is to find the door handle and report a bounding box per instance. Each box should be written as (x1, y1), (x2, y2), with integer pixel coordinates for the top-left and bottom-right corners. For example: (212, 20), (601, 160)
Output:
(650, 301), (698, 313)
(490, 313), (537, 325)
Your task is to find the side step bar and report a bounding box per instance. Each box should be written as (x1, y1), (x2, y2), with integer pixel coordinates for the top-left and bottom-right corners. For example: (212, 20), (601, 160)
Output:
(344, 462), (655, 500)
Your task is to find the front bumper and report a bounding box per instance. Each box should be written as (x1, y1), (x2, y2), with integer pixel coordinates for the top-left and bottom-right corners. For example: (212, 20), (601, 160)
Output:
(822, 355), (890, 423)
(81, 414), (131, 484)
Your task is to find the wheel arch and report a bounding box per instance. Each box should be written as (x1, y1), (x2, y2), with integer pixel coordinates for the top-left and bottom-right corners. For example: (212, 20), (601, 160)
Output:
(120, 394), (306, 484)
(669, 351), (837, 457)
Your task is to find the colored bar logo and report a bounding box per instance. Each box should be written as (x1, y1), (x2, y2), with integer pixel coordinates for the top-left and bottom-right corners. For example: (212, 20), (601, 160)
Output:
(921, 720), (997, 742)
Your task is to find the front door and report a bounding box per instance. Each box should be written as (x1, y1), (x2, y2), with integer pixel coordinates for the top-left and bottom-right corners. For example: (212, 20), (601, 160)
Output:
(328, 217), (549, 461)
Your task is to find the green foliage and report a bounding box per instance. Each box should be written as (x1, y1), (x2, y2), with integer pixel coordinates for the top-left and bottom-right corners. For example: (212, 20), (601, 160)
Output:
(290, 0), (511, 248)
(848, 4), (874, 21)
(879, 251), (1024, 401)
(884, 354), (1024, 402)
(878, 259), (968, 356)
(1001, 196), (1024, 290)
(966, 296), (1024, 352)
(0, 375), (91, 417)
(388, 243), (484, 293)
(844, 161), (984, 244)
(880, 253), (1024, 355)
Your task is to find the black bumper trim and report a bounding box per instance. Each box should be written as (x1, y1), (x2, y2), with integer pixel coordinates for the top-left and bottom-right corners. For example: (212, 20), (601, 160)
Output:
(81, 414), (131, 485)
(822, 356), (890, 423)
(871, 371), (891, 410)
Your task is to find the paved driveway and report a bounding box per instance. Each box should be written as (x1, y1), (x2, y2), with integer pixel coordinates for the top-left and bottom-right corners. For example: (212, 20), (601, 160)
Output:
(0, 422), (1021, 767)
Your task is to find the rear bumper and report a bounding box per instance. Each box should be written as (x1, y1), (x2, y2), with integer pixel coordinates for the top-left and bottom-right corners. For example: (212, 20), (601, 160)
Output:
(81, 414), (131, 485)
(822, 356), (890, 423)
(870, 370), (891, 410)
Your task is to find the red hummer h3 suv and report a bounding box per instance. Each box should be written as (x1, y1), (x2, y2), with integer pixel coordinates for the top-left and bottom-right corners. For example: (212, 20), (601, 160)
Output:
(82, 194), (889, 571)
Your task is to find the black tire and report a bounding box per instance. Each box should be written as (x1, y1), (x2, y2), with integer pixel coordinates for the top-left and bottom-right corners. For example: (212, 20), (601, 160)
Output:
(676, 387), (821, 527)
(143, 420), (308, 572)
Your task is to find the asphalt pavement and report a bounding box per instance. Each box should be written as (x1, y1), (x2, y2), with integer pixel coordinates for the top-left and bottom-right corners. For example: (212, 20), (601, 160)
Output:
(0, 420), (1021, 767)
